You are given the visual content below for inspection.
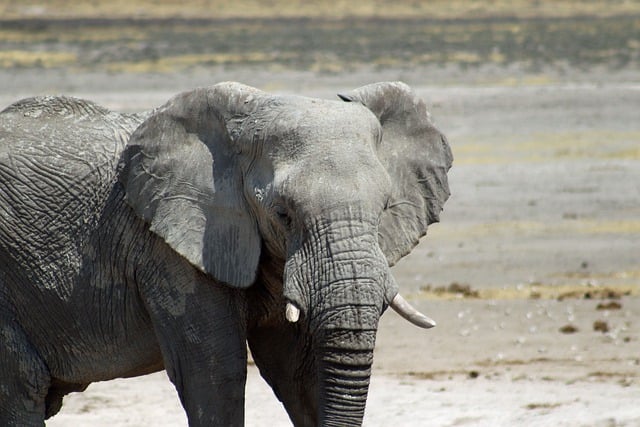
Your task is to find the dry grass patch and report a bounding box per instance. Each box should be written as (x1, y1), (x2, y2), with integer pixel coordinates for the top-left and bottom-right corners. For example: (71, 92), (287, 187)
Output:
(417, 283), (638, 301)
(455, 131), (640, 165)
(596, 301), (622, 310)
(525, 402), (563, 410)
(2, 0), (640, 20)
(0, 50), (77, 68)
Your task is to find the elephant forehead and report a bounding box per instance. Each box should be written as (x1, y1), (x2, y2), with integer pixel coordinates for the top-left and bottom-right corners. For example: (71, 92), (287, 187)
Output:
(269, 122), (388, 191)
(272, 152), (392, 213)
(263, 99), (381, 159)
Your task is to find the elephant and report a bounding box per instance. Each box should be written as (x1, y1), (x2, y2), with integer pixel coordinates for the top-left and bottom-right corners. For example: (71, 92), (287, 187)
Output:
(0, 81), (452, 426)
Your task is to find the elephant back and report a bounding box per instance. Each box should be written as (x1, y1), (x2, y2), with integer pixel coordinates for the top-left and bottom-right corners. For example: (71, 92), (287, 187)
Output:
(0, 96), (144, 290)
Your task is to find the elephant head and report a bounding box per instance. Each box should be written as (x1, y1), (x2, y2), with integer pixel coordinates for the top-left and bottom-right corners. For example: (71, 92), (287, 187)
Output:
(121, 81), (452, 426)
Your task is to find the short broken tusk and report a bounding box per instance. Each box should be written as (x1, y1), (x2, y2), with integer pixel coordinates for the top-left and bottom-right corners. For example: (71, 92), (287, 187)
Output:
(285, 303), (300, 323)
(390, 294), (436, 329)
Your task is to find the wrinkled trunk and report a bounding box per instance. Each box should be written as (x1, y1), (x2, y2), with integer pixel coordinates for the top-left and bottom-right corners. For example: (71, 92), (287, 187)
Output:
(284, 213), (392, 426)
(317, 324), (377, 426)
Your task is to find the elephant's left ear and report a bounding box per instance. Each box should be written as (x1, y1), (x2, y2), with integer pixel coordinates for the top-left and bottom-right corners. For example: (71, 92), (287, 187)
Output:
(121, 84), (262, 288)
(339, 82), (453, 266)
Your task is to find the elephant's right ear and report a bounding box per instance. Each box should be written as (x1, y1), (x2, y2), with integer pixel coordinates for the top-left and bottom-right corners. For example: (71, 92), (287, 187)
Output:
(121, 84), (262, 288)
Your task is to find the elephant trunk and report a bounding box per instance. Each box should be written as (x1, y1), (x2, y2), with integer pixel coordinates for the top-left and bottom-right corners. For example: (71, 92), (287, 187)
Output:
(310, 276), (383, 427)
(317, 319), (377, 426)
(283, 214), (390, 426)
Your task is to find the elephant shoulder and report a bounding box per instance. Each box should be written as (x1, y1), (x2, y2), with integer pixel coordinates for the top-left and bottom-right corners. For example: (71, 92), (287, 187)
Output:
(0, 96), (144, 273)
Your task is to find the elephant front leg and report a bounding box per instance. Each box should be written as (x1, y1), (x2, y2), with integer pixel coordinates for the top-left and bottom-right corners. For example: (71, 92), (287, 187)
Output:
(0, 317), (50, 425)
(248, 320), (318, 427)
(142, 276), (248, 427)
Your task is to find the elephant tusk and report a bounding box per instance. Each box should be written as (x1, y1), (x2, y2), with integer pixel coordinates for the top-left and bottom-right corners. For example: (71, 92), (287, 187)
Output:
(285, 302), (300, 323)
(390, 294), (436, 329)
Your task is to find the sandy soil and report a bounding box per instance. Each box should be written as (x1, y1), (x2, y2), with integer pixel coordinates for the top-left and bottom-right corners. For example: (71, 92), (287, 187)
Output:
(2, 64), (639, 426)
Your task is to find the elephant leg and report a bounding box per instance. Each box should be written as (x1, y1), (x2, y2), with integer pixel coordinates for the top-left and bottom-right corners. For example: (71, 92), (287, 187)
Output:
(0, 317), (50, 425)
(248, 321), (317, 427)
(141, 275), (247, 427)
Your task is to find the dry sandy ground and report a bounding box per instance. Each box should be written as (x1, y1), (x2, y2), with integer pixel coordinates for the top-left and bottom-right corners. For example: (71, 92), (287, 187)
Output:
(1, 67), (638, 426)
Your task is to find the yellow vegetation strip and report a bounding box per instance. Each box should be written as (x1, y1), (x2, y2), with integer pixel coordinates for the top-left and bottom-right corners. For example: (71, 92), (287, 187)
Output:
(430, 220), (640, 241)
(2, 0), (639, 20)
(415, 282), (640, 301)
(0, 50), (77, 68)
(454, 131), (640, 164)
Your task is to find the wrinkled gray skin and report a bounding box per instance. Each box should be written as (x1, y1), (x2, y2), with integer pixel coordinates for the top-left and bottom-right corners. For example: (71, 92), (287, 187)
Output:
(0, 82), (452, 426)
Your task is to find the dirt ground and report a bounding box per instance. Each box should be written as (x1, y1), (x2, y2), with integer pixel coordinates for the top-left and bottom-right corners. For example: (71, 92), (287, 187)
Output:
(1, 11), (639, 426)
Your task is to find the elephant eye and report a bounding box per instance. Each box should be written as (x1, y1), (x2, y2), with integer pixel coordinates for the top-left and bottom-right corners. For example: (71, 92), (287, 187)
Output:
(274, 205), (292, 228)
(378, 197), (392, 225)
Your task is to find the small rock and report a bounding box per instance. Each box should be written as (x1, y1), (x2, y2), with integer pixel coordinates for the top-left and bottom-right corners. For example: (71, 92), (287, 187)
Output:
(593, 320), (609, 333)
(559, 324), (578, 334)
(529, 291), (541, 299)
(596, 301), (622, 310)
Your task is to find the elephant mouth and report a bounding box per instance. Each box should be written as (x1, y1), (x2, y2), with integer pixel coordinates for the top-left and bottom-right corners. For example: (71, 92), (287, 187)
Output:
(280, 213), (437, 332)
(284, 293), (435, 329)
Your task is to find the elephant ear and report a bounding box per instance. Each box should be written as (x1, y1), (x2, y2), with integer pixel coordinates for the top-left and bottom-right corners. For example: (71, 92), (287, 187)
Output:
(121, 83), (262, 287)
(339, 82), (453, 266)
